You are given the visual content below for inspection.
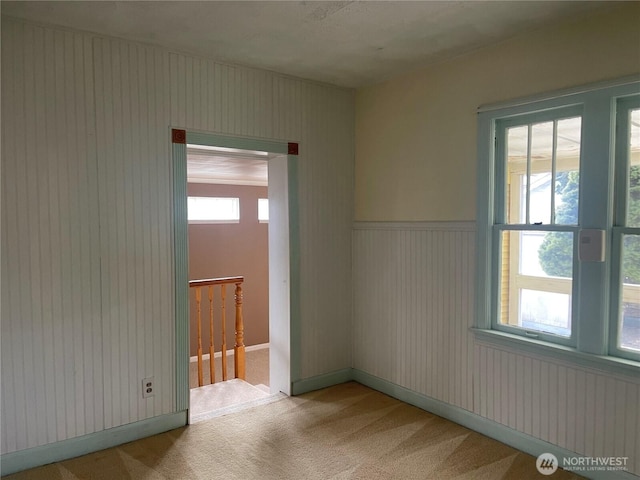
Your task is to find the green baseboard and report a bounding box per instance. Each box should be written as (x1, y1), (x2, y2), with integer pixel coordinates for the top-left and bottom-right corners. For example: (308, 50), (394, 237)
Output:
(4, 372), (637, 480)
(1, 411), (187, 476)
(291, 368), (353, 395)
(352, 369), (639, 480)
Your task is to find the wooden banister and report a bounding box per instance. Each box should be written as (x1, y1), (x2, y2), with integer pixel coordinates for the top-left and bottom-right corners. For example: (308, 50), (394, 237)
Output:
(221, 284), (227, 381)
(189, 276), (246, 387)
(234, 282), (245, 379)
(208, 285), (214, 384)
(189, 276), (244, 287)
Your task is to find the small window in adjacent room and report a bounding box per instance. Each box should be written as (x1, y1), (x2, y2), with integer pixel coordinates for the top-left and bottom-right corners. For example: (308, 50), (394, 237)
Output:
(258, 198), (269, 223)
(187, 196), (240, 224)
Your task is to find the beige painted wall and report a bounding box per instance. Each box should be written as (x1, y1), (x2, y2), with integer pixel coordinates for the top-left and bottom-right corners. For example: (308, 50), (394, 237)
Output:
(355, 3), (640, 222)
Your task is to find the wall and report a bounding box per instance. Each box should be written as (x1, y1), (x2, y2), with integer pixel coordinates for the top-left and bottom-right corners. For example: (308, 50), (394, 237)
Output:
(187, 183), (269, 356)
(353, 3), (640, 476)
(1, 16), (354, 458)
(355, 3), (640, 222)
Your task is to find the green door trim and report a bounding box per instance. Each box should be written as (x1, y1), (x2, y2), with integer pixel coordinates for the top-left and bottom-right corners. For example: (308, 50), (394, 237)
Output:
(171, 128), (300, 412)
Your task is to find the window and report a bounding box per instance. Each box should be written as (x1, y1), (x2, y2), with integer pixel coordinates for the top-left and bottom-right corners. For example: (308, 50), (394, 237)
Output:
(476, 78), (640, 363)
(611, 99), (640, 358)
(187, 196), (239, 224)
(258, 198), (269, 223)
(498, 111), (581, 344)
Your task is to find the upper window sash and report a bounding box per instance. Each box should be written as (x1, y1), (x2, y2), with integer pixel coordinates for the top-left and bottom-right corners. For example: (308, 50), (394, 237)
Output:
(494, 105), (583, 227)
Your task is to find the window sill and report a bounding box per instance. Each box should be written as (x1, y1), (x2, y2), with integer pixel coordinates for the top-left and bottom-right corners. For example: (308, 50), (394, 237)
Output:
(470, 327), (640, 380)
(188, 220), (240, 225)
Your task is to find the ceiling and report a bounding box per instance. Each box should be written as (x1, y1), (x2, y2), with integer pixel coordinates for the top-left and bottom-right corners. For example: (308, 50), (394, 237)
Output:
(1, 1), (615, 89)
(187, 146), (270, 186)
(2, 0), (617, 185)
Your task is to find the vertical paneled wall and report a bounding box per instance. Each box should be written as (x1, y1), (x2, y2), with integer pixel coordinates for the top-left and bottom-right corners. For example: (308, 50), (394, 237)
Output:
(352, 222), (640, 475)
(92, 38), (175, 427)
(1, 16), (354, 455)
(352, 222), (476, 410)
(474, 344), (640, 474)
(1, 20), (103, 451)
(169, 53), (355, 377)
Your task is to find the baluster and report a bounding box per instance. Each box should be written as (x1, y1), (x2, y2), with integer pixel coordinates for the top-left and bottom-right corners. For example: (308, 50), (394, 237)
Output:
(234, 282), (246, 380)
(208, 285), (215, 384)
(221, 284), (227, 381)
(195, 287), (203, 387)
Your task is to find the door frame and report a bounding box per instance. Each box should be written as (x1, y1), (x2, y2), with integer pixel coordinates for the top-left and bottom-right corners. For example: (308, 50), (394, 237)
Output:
(171, 128), (300, 413)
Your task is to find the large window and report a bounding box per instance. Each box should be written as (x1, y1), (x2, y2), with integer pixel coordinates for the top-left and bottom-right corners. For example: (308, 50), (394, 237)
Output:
(611, 99), (640, 358)
(498, 111), (581, 344)
(477, 78), (640, 363)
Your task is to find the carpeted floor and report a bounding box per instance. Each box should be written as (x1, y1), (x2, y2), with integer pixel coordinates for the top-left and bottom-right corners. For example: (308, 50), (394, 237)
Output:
(3, 382), (583, 479)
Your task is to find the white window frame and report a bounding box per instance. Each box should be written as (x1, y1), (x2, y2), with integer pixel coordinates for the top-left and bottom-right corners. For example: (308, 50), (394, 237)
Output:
(187, 196), (240, 224)
(474, 76), (640, 373)
(258, 198), (269, 223)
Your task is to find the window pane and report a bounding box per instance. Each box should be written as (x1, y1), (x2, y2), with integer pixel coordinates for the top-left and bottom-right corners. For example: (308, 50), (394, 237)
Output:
(555, 117), (581, 225)
(187, 196), (240, 222)
(506, 126), (528, 224)
(499, 230), (573, 337)
(258, 198), (269, 222)
(530, 122), (553, 224)
(535, 231), (573, 278)
(620, 234), (640, 352)
(506, 117), (581, 225)
(520, 289), (572, 337)
(626, 108), (640, 227)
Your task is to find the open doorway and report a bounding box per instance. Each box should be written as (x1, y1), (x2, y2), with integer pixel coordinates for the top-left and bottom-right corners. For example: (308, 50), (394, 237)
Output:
(186, 144), (273, 421)
(171, 130), (296, 424)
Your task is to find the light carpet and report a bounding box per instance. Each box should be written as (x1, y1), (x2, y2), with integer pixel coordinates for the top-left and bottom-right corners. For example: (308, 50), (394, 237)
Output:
(3, 382), (583, 479)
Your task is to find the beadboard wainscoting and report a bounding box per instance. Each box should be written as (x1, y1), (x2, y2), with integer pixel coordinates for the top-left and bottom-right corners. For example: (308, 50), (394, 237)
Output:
(353, 222), (476, 410)
(1, 15), (353, 471)
(352, 221), (640, 477)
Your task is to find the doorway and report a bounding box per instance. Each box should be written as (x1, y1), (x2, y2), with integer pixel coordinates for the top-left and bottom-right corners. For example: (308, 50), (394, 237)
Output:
(171, 130), (297, 422)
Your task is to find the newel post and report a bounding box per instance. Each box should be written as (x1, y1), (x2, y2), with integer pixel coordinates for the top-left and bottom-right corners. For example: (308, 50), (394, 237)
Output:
(234, 282), (246, 379)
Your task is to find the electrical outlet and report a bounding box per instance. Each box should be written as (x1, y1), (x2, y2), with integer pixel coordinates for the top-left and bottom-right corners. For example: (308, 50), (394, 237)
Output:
(142, 376), (155, 398)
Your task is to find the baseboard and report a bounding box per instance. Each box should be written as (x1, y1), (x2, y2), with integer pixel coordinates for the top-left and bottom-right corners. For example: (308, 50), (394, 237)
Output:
(3, 372), (636, 479)
(0, 411), (188, 476)
(352, 369), (638, 480)
(189, 342), (269, 363)
(291, 368), (352, 395)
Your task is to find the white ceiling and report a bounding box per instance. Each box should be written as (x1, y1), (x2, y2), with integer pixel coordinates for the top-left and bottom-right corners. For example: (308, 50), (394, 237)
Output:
(187, 146), (269, 186)
(1, 0), (615, 88)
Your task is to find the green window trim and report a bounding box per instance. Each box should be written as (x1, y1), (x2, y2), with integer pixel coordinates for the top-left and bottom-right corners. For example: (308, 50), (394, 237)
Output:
(609, 95), (640, 362)
(475, 76), (640, 367)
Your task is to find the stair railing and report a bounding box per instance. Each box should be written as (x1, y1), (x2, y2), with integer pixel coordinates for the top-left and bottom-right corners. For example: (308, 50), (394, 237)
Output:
(189, 276), (245, 386)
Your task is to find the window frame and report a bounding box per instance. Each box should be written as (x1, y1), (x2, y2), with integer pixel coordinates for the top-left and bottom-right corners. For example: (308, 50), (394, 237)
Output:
(475, 76), (640, 371)
(492, 107), (582, 347)
(258, 198), (269, 223)
(186, 196), (240, 224)
(609, 95), (640, 362)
